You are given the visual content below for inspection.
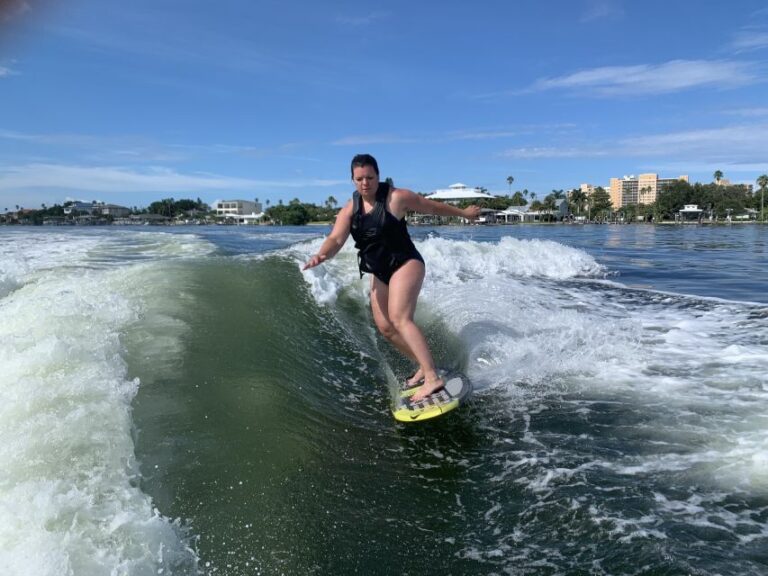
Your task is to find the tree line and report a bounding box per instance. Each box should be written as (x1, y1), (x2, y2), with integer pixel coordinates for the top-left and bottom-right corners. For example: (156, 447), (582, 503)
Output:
(5, 173), (767, 225)
(1, 196), (342, 225)
(460, 176), (767, 222)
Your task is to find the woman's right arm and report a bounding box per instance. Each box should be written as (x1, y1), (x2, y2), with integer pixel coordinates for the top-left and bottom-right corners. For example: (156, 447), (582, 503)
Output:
(302, 200), (353, 270)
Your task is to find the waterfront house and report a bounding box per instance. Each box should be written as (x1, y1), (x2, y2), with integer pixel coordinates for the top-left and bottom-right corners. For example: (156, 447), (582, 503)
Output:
(496, 198), (568, 223)
(215, 200), (262, 216)
(496, 205), (533, 223)
(734, 209), (758, 221)
(214, 199), (265, 225)
(127, 214), (170, 225)
(100, 204), (131, 218)
(677, 204), (703, 222)
(222, 212), (267, 225)
(425, 183), (496, 204)
(64, 201), (131, 218)
(415, 183), (497, 224)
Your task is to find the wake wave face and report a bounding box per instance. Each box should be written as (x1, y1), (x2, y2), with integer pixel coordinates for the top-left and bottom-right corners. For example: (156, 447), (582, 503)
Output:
(297, 235), (616, 386)
(297, 233), (768, 572)
(0, 231), (207, 576)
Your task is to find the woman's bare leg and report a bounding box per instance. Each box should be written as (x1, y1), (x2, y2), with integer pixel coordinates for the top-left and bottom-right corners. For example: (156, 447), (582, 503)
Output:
(370, 277), (419, 364)
(385, 260), (443, 401)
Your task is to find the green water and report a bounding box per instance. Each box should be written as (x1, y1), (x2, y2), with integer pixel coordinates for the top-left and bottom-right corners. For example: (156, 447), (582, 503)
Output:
(129, 257), (513, 575)
(5, 226), (767, 575)
(124, 230), (768, 576)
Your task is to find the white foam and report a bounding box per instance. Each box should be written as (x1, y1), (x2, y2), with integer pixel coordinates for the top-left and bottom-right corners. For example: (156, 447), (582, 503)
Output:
(297, 235), (604, 305)
(293, 238), (368, 305)
(297, 232), (768, 516)
(418, 236), (606, 284)
(0, 230), (215, 296)
(0, 232), (202, 575)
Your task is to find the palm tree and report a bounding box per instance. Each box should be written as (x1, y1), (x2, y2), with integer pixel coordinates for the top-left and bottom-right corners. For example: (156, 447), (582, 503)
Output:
(757, 174), (768, 221)
(506, 176), (514, 194)
(326, 195), (337, 210)
(570, 189), (587, 215)
(714, 170), (723, 185)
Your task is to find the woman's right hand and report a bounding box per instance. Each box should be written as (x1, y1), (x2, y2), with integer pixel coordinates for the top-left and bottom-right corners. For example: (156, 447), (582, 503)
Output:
(302, 253), (327, 270)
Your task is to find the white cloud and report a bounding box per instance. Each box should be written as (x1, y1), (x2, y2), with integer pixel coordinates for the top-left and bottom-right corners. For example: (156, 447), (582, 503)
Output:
(0, 129), (128, 147)
(331, 134), (420, 146)
(645, 160), (768, 176)
(499, 146), (605, 159)
(446, 129), (525, 141)
(336, 11), (388, 27)
(724, 107), (768, 117)
(0, 163), (344, 193)
(334, 125), (576, 147)
(528, 60), (761, 96)
(580, 0), (624, 23)
(619, 125), (767, 161)
(499, 124), (768, 165)
(0, 65), (18, 77)
(730, 30), (768, 52)
(0, 130), (325, 164)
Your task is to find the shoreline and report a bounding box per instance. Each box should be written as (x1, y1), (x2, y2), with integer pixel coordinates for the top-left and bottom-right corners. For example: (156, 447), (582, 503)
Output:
(0, 220), (765, 228)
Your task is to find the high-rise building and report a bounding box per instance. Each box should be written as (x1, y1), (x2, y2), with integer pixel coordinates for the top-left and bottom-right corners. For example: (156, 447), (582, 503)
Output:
(609, 174), (688, 207)
(579, 183), (596, 196)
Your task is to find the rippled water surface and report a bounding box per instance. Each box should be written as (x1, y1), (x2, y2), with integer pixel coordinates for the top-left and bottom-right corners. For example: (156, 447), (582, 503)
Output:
(1, 224), (766, 575)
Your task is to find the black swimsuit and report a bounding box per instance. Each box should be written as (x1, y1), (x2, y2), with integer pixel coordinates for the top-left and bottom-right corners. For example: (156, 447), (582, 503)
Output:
(350, 183), (424, 285)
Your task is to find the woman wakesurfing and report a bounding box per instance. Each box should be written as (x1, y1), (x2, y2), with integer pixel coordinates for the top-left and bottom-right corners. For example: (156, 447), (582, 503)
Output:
(303, 154), (480, 402)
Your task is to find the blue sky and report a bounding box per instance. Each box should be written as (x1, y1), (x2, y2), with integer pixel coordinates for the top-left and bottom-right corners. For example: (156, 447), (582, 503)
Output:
(2, 0), (768, 210)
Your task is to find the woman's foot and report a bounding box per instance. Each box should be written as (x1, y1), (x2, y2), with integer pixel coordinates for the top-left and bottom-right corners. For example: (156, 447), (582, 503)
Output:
(410, 375), (444, 403)
(403, 368), (425, 389)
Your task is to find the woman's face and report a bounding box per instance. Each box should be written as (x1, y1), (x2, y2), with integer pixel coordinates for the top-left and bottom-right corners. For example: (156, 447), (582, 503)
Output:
(352, 165), (379, 197)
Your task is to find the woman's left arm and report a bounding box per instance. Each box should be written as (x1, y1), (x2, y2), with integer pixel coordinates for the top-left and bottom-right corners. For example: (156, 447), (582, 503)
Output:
(393, 188), (481, 221)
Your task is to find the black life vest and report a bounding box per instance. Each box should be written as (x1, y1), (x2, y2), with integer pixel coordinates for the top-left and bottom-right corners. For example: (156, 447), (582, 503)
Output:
(350, 183), (417, 279)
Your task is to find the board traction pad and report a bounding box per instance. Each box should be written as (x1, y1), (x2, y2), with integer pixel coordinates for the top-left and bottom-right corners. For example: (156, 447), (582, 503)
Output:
(392, 372), (471, 422)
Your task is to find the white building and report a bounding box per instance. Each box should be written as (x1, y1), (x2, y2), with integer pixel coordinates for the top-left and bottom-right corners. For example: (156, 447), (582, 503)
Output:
(495, 198), (569, 223)
(215, 200), (262, 216)
(101, 204), (131, 217)
(496, 205), (533, 223)
(64, 201), (130, 217)
(64, 201), (100, 215)
(678, 204), (703, 222)
(425, 183), (496, 203)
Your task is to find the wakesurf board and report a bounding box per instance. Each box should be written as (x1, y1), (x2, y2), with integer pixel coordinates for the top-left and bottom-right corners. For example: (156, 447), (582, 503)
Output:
(392, 371), (471, 423)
